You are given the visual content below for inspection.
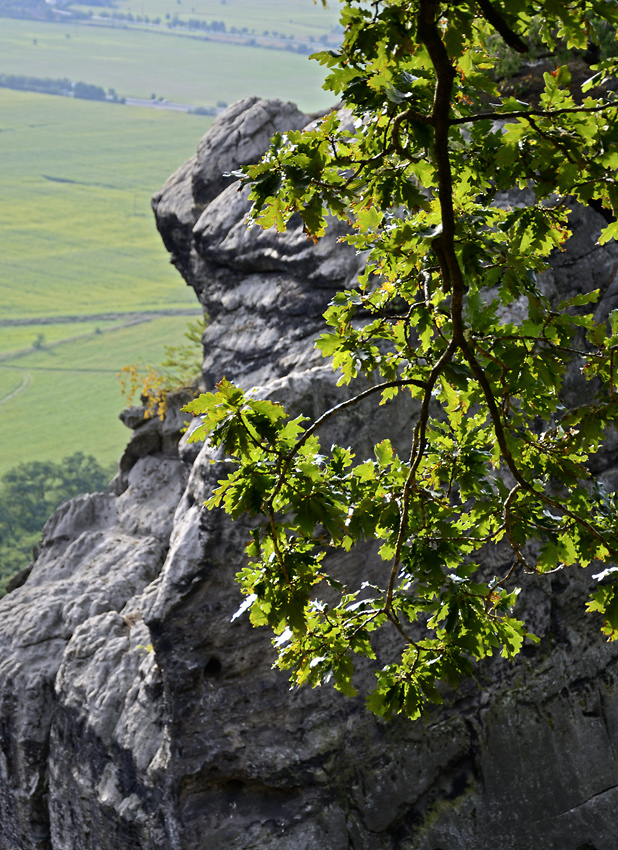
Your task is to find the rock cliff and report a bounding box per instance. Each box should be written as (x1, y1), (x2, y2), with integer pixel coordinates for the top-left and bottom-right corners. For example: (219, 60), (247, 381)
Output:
(2, 97), (618, 850)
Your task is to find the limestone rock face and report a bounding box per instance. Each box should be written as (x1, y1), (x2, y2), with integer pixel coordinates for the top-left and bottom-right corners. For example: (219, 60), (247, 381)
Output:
(2, 98), (618, 850)
(153, 98), (363, 391)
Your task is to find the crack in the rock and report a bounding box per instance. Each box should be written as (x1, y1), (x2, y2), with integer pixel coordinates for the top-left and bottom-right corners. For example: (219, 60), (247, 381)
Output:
(540, 782), (618, 821)
(555, 238), (618, 271)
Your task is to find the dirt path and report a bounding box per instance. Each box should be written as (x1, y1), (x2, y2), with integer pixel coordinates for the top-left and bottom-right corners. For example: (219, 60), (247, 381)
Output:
(0, 308), (201, 328)
(0, 372), (31, 405)
(0, 309), (202, 363)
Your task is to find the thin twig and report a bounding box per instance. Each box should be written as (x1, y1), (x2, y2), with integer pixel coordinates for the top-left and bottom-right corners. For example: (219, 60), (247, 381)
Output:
(476, 0), (528, 54)
(450, 101), (618, 126)
(527, 115), (577, 165)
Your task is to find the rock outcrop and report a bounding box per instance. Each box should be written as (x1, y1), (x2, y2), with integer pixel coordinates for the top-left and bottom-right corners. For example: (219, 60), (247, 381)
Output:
(2, 98), (618, 850)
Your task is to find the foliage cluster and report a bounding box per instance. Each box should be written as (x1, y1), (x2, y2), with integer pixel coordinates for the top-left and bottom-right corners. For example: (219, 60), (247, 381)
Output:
(0, 73), (72, 97)
(0, 453), (112, 595)
(187, 0), (618, 720)
(486, 10), (618, 83)
(73, 81), (106, 101)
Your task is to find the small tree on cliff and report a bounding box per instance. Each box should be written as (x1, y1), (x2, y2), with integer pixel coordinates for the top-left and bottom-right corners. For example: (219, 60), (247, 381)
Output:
(186, 0), (618, 719)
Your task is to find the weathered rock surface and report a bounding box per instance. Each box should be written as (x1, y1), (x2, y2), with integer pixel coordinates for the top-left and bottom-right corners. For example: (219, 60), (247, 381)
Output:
(2, 98), (618, 850)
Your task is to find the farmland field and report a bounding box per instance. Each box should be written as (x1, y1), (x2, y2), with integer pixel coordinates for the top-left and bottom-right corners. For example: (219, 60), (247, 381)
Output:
(0, 320), (119, 355)
(0, 89), (208, 475)
(0, 316), (196, 475)
(0, 89), (207, 319)
(0, 2), (339, 480)
(76, 0), (341, 42)
(0, 8), (339, 110)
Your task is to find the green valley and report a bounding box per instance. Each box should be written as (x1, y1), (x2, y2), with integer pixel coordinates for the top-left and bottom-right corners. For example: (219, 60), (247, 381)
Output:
(0, 0), (341, 478)
(0, 89), (208, 474)
(0, 0), (341, 586)
(0, 2), (340, 110)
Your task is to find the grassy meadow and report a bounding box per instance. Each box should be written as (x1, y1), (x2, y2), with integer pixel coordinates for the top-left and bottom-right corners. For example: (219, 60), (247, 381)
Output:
(0, 320), (123, 355)
(0, 2), (339, 482)
(0, 316), (194, 474)
(0, 89), (206, 319)
(0, 89), (207, 475)
(0, 9), (338, 110)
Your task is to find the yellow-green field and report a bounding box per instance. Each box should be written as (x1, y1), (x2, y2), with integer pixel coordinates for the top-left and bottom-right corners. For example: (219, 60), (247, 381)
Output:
(0, 10), (338, 110)
(0, 316), (197, 474)
(0, 320), (119, 355)
(0, 89), (206, 319)
(0, 89), (207, 475)
(0, 3), (337, 478)
(75, 0), (341, 42)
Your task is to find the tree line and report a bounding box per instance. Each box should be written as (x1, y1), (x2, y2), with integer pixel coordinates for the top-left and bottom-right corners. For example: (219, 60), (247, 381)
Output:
(0, 73), (124, 102)
(0, 453), (113, 595)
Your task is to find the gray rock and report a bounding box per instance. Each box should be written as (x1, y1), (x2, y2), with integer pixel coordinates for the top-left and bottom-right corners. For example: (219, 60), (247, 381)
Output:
(153, 97), (363, 390)
(152, 97), (308, 287)
(1, 97), (618, 850)
(192, 97), (307, 207)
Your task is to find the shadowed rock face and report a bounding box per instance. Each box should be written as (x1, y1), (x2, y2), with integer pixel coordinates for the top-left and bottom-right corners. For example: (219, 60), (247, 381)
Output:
(2, 98), (618, 850)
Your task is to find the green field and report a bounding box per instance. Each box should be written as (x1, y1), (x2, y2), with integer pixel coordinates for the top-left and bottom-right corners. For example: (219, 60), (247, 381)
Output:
(0, 89), (208, 319)
(75, 0), (342, 43)
(0, 89), (208, 475)
(0, 320), (120, 355)
(0, 4), (336, 479)
(0, 316), (197, 475)
(0, 10), (338, 110)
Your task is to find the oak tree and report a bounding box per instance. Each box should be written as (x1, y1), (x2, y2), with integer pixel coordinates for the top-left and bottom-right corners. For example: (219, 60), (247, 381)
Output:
(186, 0), (618, 719)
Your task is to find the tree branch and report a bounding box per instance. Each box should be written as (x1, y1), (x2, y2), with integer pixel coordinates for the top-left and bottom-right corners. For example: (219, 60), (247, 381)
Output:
(385, 0), (464, 615)
(385, 337), (457, 613)
(461, 341), (618, 558)
(268, 377), (427, 509)
(450, 102), (618, 126)
(476, 0), (528, 54)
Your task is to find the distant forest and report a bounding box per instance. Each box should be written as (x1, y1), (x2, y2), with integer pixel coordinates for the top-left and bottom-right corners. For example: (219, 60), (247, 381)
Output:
(0, 453), (113, 596)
